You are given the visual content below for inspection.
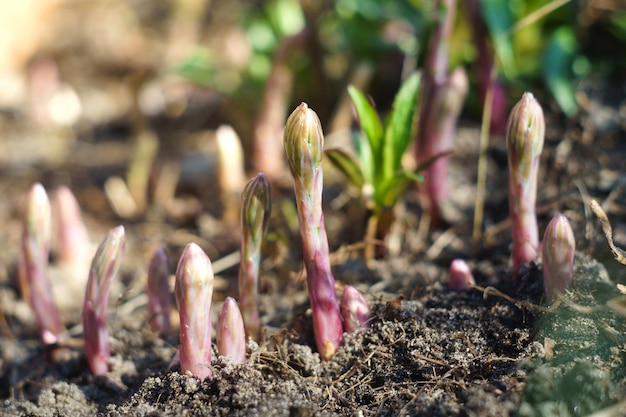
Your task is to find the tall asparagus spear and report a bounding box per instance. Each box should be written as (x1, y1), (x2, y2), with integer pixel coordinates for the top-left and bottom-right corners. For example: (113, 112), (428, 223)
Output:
(284, 103), (343, 361)
(239, 173), (271, 341)
(507, 92), (545, 272)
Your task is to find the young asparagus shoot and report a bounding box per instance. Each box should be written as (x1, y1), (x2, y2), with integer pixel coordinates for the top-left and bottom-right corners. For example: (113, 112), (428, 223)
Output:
(417, 67), (469, 226)
(82, 225), (126, 375)
(341, 285), (370, 333)
(542, 213), (575, 301)
(147, 247), (172, 336)
(52, 185), (92, 271)
(239, 173), (271, 341)
(175, 243), (214, 380)
(216, 297), (246, 364)
(448, 259), (476, 291)
(21, 183), (65, 344)
(506, 92), (545, 272)
(284, 103), (343, 360)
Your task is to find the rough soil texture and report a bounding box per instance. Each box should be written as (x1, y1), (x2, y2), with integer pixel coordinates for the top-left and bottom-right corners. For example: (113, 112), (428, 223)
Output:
(1, 2), (626, 416)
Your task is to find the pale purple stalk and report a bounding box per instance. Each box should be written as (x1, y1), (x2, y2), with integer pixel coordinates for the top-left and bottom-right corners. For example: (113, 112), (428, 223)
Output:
(82, 225), (126, 375)
(52, 185), (91, 268)
(284, 103), (343, 361)
(507, 93), (545, 272)
(341, 286), (370, 333)
(464, 0), (508, 134)
(21, 183), (65, 344)
(542, 214), (575, 301)
(239, 173), (271, 341)
(175, 243), (214, 380)
(216, 297), (246, 364)
(147, 248), (172, 336)
(417, 67), (468, 225)
(448, 259), (476, 291)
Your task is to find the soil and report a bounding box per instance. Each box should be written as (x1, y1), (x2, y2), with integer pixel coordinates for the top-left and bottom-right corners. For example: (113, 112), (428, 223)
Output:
(2, 2), (626, 417)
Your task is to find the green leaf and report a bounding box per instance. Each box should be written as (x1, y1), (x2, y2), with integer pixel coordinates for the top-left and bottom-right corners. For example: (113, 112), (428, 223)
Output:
(479, 0), (516, 79)
(414, 150), (453, 173)
(543, 26), (578, 117)
(348, 86), (384, 180)
(374, 172), (421, 209)
(325, 148), (365, 189)
(382, 72), (421, 180)
(353, 131), (375, 185)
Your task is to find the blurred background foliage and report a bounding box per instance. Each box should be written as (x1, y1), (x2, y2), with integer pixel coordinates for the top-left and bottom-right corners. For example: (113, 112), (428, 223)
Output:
(175, 0), (626, 122)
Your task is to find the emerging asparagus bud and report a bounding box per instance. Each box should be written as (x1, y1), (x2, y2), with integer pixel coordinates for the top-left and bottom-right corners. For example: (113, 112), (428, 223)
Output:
(284, 103), (343, 360)
(506, 92), (545, 272)
(216, 297), (246, 364)
(82, 225), (126, 375)
(21, 183), (65, 344)
(448, 259), (476, 291)
(175, 243), (214, 381)
(239, 173), (271, 341)
(542, 213), (575, 301)
(52, 186), (92, 268)
(341, 285), (370, 333)
(147, 248), (172, 336)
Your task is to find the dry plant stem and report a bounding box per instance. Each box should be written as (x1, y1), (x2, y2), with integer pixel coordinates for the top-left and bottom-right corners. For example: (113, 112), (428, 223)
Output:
(175, 243), (214, 380)
(541, 213), (575, 301)
(590, 199), (626, 265)
(82, 225), (126, 375)
(239, 173), (271, 341)
(472, 63), (497, 241)
(216, 297), (246, 364)
(284, 103), (343, 361)
(506, 93), (545, 272)
(147, 247), (172, 336)
(21, 183), (65, 344)
(341, 285), (370, 333)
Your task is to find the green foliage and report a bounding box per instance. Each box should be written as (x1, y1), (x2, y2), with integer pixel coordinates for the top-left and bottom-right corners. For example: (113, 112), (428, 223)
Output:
(326, 72), (423, 212)
(543, 26), (578, 117)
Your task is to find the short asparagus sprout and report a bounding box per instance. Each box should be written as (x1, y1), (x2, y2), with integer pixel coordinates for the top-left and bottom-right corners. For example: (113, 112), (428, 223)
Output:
(175, 243), (214, 381)
(52, 185), (92, 269)
(21, 183), (65, 344)
(542, 213), (575, 301)
(82, 225), (126, 375)
(448, 259), (476, 291)
(284, 103), (343, 360)
(341, 286), (370, 333)
(239, 173), (271, 341)
(506, 92), (545, 272)
(147, 248), (172, 336)
(217, 297), (246, 364)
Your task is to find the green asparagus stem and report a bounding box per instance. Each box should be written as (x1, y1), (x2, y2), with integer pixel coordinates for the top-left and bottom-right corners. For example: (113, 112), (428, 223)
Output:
(284, 103), (343, 360)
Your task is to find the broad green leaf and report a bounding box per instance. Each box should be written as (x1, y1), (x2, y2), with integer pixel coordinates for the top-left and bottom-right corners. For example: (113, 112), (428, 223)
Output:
(348, 86), (384, 179)
(479, 0), (516, 79)
(325, 148), (365, 189)
(382, 72), (421, 180)
(543, 26), (578, 117)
